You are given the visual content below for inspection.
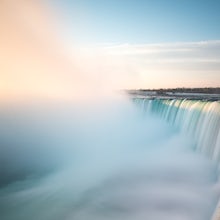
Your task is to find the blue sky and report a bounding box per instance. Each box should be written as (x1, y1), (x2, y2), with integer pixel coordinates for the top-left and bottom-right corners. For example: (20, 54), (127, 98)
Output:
(46, 0), (220, 89)
(1, 0), (219, 100)
(52, 0), (220, 44)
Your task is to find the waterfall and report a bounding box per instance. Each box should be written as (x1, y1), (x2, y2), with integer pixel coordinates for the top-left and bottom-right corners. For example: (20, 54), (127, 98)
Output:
(1, 98), (219, 220)
(133, 98), (220, 164)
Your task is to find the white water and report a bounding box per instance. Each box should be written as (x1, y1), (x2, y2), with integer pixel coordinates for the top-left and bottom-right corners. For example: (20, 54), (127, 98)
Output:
(0, 96), (219, 220)
(134, 98), (220, 165)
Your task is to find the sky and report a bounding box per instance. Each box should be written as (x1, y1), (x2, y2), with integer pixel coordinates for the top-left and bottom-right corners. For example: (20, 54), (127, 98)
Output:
(0, 0), (220, 100)
(52, 0), (220, 44)
(50, 0), (220, 89)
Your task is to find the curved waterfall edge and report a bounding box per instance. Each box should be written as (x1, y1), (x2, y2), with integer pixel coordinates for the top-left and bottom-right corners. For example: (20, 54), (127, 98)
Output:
(133, 98), (220, 220)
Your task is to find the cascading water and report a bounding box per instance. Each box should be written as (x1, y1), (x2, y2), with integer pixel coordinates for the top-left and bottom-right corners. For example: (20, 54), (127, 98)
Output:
(133, 97), (220, 220)
(0, 96), (220, 220)
(133, 98), (220, 165)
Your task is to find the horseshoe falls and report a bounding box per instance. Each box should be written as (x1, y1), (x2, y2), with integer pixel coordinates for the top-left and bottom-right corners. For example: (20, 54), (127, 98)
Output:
(134, 98), (220, 164)
(0, 95), (220, 220)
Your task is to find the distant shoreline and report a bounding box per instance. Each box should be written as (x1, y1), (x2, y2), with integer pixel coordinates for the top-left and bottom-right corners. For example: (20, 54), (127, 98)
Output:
(126, 87), (220, 101)
(128, 87), (220, 94)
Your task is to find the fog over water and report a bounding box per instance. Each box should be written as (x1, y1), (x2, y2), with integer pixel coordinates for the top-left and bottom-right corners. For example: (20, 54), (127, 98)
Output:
(0, 95), (219, 220)
(1, 1), (220, 219)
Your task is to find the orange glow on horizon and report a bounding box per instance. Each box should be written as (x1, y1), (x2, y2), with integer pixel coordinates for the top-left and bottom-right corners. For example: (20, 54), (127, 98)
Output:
(0, 0), (90, 101)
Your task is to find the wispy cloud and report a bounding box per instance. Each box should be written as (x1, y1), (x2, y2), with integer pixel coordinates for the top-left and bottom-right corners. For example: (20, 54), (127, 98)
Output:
(103, 40), (220, 60)
(83, 40), (220, 89)
(1, 0), (219, 99)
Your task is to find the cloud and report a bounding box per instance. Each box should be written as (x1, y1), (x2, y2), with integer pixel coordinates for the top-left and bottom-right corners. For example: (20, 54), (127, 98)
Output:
(84, 40), (220, 89)
(102, 40), (220, 61)
(0, 0), (219, 98)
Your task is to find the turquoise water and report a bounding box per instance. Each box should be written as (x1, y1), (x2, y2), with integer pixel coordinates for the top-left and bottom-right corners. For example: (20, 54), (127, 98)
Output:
(0, 96), (219, 220)
(134, 98), (220, 163)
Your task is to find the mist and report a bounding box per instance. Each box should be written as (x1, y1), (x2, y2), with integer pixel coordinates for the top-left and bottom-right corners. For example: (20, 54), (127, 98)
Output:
(0, 1), (219, 220)
(0, 96), (219, 220)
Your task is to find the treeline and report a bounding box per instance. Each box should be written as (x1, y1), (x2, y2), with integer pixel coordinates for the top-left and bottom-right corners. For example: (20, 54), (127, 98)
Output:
(140, 87), (220, 94)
